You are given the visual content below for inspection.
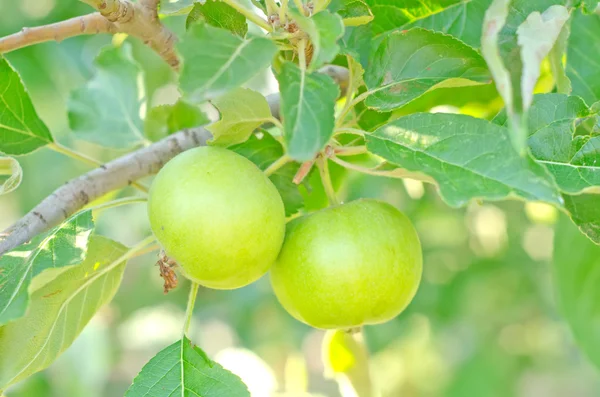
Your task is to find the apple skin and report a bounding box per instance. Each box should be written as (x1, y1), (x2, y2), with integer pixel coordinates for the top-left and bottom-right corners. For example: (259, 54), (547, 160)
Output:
(148, 146), (286, 289)
(270, 199), (422, 329)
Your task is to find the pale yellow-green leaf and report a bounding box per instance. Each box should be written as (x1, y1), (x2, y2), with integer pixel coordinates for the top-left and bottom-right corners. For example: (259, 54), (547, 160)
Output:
(0, 236), (128, 389)
(0, 157), (22, 195)
(517, 5), (569, 110)
(207, 88), (273, 147)
(322, 330), (374, 397)
(481, 0), (513, 115)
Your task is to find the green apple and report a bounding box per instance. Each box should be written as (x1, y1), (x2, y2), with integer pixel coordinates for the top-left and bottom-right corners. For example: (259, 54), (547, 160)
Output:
(270, 199), (422, 329)
(148, 146), (285, 289)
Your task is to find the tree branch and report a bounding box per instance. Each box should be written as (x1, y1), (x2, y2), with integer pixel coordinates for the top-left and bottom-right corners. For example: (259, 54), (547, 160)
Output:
(0, 128), (211, 256)
(0, 65), (350, 257)
(0, 0), (179, 69)
(0, 14), (117, 53)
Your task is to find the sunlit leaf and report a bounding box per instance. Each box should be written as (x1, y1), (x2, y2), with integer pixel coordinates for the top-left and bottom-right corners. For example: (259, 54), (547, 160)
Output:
(208, 88), (272, 146)
(337, 0), (374, 26)
(0, 57), (53, 155)
(68, 44), (145, 149)
(159, 0), (194, 15)
(186, 1), (248, 37)
(364, 28), (490, 111)
(366, 113), (562, 207)
(0, 236), (128, 389)
(0, 211), (94, 326)
(126, 336), (250, 396)
(144, 100), (209, 142)
(179, 24), (277, 103)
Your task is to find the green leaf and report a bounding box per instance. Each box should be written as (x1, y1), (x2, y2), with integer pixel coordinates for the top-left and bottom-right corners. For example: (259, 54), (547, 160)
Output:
(207, 88), (273, 146)
(144, 100), (209, 142)
(0, 57), (53, 155)
(494, 94), (600, 194)
(363, 28), (490, 111)
(517, 5), (569, 111)
(366, 0), (456, 37)
(0, 236), (128, 389)
(366, 113), (562, 207)
(338, 0), (374, 27)
(365, 0), (494, 48)
(125, 336), (250, 397)
(186, 1), (248, 37)
(231, 132), (306, 216)
(277, 62), (340, 161)
(159, 0), (194, 15)
(294, 10), (345, 70)
(407, 0), (493, 48)
(567, 10), (600, 105)
(563, 194), (600, 244)
(548, 20), (572, 94)
(481, 0), (570, 153)
(68, 44), (145, 149)
(0, 210), (94, 326)
(554, 217), (600, 369)
(179, 24), (278, 103)
(0, 157), (22, 195)
(582, 0), (599, 13)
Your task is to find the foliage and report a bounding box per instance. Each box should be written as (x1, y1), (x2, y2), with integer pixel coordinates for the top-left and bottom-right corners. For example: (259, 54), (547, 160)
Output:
(2, 0), (600, 395)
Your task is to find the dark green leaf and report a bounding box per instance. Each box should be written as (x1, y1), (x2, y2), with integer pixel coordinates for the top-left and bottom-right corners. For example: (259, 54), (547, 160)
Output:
(363, 28), (490, 111)
(208, 88), (273, 146)
(0, 210), (95, 326)
(554, 217), (600, 369)
(338, 0), (374, 26)
(366, 113), (562, 207)
(144, 100), (209, 142)
(0, 236), (128, 389)
(126, 336), (250, 397)
(0, 57), (53, 155)
(179, 24), (278, 103)
(68, 44), (145, 149)
(186, 1), (248, 37)
(407, 0), (493, 48)
(231, 132), (305, 216)
(277, 62), (340, 161)
(567, 10), (600, 105)
(0, 156), (22, 195)
(563, 194), (600, 244)
(494, 94), (600, 194)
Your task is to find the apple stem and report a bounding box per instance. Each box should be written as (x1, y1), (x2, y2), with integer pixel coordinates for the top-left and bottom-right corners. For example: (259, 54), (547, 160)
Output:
(182, 282), (200, 336)
(317, 154), (339, 206)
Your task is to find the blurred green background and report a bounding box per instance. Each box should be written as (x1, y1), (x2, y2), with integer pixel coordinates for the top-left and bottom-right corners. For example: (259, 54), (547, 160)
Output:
(2, 1), (600, 396)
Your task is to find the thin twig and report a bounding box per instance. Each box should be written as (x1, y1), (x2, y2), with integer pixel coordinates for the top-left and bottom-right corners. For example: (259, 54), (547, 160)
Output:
(1, 0), (179, 69)
(0, 13), (117, 53)
(183, 282), (200, 336)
